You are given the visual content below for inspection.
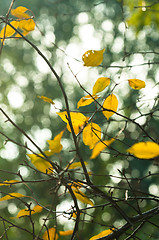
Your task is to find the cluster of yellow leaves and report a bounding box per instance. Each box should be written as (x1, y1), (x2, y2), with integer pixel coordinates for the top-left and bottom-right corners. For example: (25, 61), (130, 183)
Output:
(77, 77), (111, 109)
(127, 142), (159, 159)
(89, 228), (114, 240)
(0, 6), (35, 42)
(0, 191), (43, 218)
(82, 122), (115, 159)
(27, 130), (64, 173)
(43, 227), (73, 240)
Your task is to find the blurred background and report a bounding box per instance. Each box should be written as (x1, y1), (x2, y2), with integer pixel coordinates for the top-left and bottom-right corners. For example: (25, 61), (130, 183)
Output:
(0, 0), (159, 239)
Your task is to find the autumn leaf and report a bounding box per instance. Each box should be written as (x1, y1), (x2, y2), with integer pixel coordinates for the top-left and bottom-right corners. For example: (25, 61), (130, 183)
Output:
(83, 123), (101, 149)
(0, 192), (25, 202)
(93, 77), (110, 95)
(14, 205), (43, 218)
(47, 130), (64, 153)
(89, 229), (114, 240)
(57, 111), (89, 135)
(90, 138), (115, 159)
(68, 181), (84, 189)
(38, 96), (55, 105)
(128, 79), (146, 90)
(68, 161), (88, 170)
(0, 21), (19, 42)
(27, 152), (53, 174)
(77, 95), (98, 108)
(11, 6), (35, 37)
(72, 188), (94, 206)
(59, 230), (73, 236)
(102, 94), (118, 120)
(11, 6), (30, 19)
(18, 19), (35, 33)
(71, 211), (81, 218)
(127, 142), (159, 159)
(0, 180), (19, 187)
(43, 228), (58, 240)
(82, 49), (105, 67)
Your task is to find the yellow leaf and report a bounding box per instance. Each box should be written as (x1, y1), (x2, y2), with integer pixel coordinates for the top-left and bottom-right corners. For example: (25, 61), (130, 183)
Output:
(59, 230), (73, 236)
(82, 49), (105, 67)
(93, 77), (110, 95)
(0, 192), (25, 202)
(0, 180), (19, 186)
(15, 209), (30, 218)
(68, 161), (88, 170)
(15, 205), (43, 218)
(0, 21), (19, 42)
(71, 211), (80, 218)
(128, 79), (146, 90)
(27, 152), (53, 174)
(57, 111), (89, 135)
(15, 31), (29, 38)
(102, 94), (118, 120)
(68, 181), (84, 189)
(10, 6), (35, 37)
(77, 95), (98, 108)
(127, 142), (159, 159)
(47, 130), (64, 154)
(11, 6), (30, 19)
(18, 19), (35, 32)
(89, 229), (114, 240)
(72, 188), (94, 206)
(38, 96), (55, 105)
(83, 123), (101, 149)
(90, 139), (115, 159)
(43, 228), (58, 240)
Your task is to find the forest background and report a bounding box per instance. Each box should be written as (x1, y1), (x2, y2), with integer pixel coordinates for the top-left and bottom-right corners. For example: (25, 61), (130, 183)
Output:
(0, 0), (159, 239)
